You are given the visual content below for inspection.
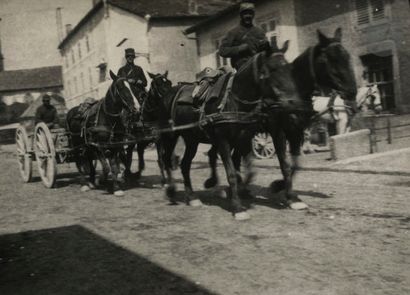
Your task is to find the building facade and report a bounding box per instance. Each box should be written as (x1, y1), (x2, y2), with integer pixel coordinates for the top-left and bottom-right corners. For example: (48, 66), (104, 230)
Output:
(185, 0), (410, 113)
(58, 0), (235, 108)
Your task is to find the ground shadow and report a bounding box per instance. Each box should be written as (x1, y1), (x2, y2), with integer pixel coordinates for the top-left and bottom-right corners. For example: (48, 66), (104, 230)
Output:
(0, 225), (216, 295)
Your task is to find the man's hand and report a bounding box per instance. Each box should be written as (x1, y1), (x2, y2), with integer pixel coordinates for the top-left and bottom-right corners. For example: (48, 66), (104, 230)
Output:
(128, 78), (136, 84)
(136, 80), (143, 85)
(257, 40), (270, 52)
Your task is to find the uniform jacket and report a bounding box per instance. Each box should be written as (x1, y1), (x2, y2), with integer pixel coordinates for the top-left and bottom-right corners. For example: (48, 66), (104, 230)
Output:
(35, 105), (58, 125)
(117, 63), (147, 88)
(219, 24), (267, 70)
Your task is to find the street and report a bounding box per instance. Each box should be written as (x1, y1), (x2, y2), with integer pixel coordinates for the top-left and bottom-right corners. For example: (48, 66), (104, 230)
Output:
(0, 146), (409, 295)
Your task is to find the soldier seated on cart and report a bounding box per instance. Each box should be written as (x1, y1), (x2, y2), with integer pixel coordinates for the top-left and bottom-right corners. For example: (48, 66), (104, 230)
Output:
(35, 94), (59, 128)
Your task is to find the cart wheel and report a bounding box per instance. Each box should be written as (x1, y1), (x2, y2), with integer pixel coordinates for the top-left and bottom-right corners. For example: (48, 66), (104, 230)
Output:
(15, 126), (33, 182)
(252, 132), (275, 159)
(34, 123), (57, 188)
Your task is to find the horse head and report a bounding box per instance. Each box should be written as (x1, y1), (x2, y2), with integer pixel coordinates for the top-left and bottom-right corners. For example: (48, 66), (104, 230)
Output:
(259, 40), (304, 110)
(314, 28), (357, 101)
(147, 71), (172, 101)
(108, 70), (140, 115)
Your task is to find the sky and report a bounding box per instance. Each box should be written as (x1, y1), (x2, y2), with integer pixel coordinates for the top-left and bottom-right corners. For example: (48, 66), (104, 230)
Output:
(0, 0), (93, 70)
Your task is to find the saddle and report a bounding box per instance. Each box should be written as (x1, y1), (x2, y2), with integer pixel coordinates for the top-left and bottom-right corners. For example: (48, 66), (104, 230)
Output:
(192, 67), (233, 107)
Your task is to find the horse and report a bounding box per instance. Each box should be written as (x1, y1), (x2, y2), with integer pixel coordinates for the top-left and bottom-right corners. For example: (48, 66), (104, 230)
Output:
(66, 70), (140, 196)
(159, 40), (302, 220)
(303, 82), (382, 152)
(205, 28), (358, 210)
(122, 71), (172, 185)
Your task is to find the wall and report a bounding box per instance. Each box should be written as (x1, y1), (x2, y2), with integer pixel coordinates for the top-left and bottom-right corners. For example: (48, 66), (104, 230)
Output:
(0, 0), (92, 71)
(61, 8), (107, 108)
(149, 19), (201, 83)
(294, 0), (410, 113)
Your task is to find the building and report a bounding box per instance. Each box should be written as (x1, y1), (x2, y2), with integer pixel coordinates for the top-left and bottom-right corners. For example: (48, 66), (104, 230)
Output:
(185, 0), (410, 113)
(58, 0), (236, 108)
(0, 66), (63, 105)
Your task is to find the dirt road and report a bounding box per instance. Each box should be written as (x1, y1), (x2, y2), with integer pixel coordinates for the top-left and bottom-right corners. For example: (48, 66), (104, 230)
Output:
(0, 148), (409, 295)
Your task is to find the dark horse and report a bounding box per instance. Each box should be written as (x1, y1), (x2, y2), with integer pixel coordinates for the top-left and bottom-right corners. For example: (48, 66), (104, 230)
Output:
(160, 41), (302, 220)
(66, 70), (140, 196)
(206, 28), (357, 209)
(122, 71), (172, 185)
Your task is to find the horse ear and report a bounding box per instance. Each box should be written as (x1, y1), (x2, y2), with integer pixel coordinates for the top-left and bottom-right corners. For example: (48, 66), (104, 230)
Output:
(317, 29), (330, 46)
(147, 72), (155, 79)
(109, 70), (118, 81)
(281, 40), (290, 53)
(334, 27), (342, 42)
(164, 70), (169, 79)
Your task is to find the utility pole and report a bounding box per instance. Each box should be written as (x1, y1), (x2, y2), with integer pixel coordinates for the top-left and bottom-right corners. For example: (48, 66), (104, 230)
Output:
(56, 8), (63, 42)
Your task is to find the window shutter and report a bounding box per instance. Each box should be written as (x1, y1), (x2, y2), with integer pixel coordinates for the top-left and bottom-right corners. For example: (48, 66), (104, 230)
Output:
(370, 0), (385, 21)
(355, 0), (370, 25)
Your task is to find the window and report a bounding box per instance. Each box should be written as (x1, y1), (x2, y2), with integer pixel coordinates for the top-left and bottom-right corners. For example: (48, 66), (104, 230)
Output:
(355, 0), (386, 26)
(64, 56), (69, 68)
(98, 63), (107, 83)
(88, 67), (93, 89)
(260, 18), (278, 45)
(85, 35), (90, 52)
(74, 76), (78, 94)
(215, 39), (229, 68)
(67, 80), (71, 97)
(71, 50), (75, 64)
(78, 43), (82, 59)
(360, 53), (395, 110)
(80, 72), (85, 93)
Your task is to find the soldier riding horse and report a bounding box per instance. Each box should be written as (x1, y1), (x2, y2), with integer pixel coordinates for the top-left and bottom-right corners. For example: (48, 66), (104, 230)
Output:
(159, 40), (303, 220)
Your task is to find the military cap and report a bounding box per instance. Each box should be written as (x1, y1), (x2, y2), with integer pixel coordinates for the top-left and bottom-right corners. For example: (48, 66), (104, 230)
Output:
(240, 1), (255, 13)
(42, 94), (51, 101)
(125, 48), (136, 57)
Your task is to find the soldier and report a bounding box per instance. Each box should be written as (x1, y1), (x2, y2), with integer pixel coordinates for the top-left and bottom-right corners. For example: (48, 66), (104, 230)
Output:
(219, 1), (269, 70)
(117, 48), (148, 103)
(35, 94), (59, 128)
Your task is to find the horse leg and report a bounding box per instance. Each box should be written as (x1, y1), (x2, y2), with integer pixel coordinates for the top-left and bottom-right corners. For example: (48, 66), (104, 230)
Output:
(109, 149), (124, 197)
(204, 145), (219, 189)
(286, 131), (309, 210)
(270, 129), (292, 204)
(78, 149), (92, 192)
(162, 135), (179, 204)
(96, 149), (112, 193)
(86, 149), (96, 189)
(123, 144), (134, 179)
(180, 138), (202, 207)
(236, 140), (255, 199)
(232, 148), (243, 184)
(218, 140), (249, 220)
(135, 142), (147, 179)
(155, 141), (166, 187)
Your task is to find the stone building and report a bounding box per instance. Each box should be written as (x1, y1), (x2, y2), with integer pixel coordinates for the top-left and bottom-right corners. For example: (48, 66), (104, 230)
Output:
(58, 0), (236, 108)
(185, 0), (410, 113)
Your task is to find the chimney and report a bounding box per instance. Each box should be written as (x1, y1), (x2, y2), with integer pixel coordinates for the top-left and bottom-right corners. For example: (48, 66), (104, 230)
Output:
(65, 24), (72, 35)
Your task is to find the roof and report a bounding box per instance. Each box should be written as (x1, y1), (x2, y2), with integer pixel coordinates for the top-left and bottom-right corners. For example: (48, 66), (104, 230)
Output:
(58, 0), (236, 49)
(0, 66), (63, 93)
(20, 93), (66, 119)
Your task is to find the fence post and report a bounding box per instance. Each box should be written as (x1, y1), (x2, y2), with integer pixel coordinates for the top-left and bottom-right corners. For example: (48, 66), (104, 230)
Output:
(370, 117), (377, 153)
(387, 117), (392, 144)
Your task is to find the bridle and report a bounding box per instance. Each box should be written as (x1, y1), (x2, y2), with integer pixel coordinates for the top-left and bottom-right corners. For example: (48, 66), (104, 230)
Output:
(142, 75), (169, 114)
(308, 41), (346, 94)
(103, 77), (138, 117)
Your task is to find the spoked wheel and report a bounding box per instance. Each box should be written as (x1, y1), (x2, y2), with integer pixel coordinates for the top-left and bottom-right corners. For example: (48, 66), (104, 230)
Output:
(34, 123), (57, 188)
(252, 132), (275, 159)
(15, 126), (33, 182)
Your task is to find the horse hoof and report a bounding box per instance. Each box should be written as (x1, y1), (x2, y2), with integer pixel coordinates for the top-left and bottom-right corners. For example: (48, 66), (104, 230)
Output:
(234, 211), (251, 221)
(114, 190), (125, 197)
(204, 177), (218, 189)
(166, 185), (176, 197)
(289, 202), (308, 210)
(270, 180), (286, 193)
(189, 199), (203, 207)
(81, 185), (90, 192)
